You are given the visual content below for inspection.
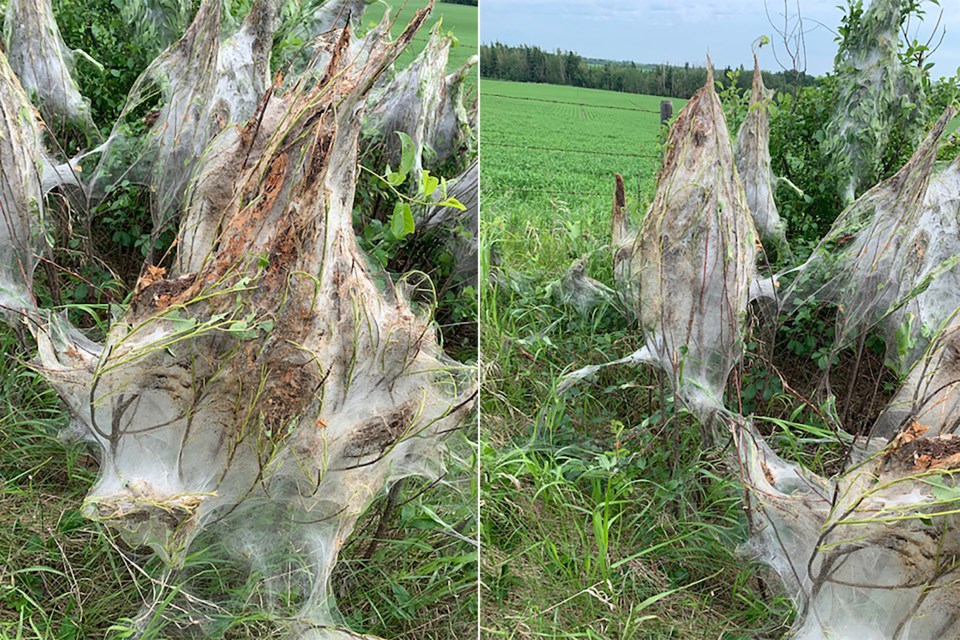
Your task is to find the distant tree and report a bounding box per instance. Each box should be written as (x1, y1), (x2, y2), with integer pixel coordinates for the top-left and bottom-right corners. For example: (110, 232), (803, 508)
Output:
(479, 43), (818, 100)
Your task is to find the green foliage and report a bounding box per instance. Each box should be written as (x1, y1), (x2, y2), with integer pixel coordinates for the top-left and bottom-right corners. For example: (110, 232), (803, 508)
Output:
(824, 0), (933, 202)
(355, 141), (474, 359)
(839, 0), (940, 79)
(768, 79), (845, 251)
(763, 0), (959, 248)
(359, 132), (464, 250)
(716, 67), (750, 134)
(349, 1), (481, 356)
(118, 0), (194, 51)
(52, 0), (167, 139)
(95, 182), (161, 257)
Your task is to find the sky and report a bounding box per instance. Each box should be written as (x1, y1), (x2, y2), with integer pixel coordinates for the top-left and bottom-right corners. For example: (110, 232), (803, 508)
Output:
(481, 0), (960, 78)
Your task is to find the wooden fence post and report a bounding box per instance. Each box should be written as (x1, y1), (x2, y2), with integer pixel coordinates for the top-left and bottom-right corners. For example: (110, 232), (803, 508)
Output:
(660, 100), (673, 126)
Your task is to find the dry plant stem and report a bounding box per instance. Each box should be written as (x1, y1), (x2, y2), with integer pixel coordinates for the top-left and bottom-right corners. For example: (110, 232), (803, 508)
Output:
(610, 172), (633, 320)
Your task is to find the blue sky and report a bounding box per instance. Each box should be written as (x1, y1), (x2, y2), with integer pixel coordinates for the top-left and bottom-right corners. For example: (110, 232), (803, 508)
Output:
(481, 0), (960, 78)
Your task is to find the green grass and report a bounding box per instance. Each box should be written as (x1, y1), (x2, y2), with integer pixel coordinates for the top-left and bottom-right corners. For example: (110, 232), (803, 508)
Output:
(479, 81), (795, 638)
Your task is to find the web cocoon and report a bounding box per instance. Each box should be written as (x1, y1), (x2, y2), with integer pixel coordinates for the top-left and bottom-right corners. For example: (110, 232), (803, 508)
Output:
(888, 156), (960, 361)
(120, 0), (194, 54)
(274, 0), (372, 79)
(734, 56), (790, 260)
(283, 0), (370, 48)
(364, 25), (477, 180)
(176, 15), (397, 276)
(738, 419), (960, 639)
(281, 0), (370, 44)
(821, 0), (926, 204)
(2, 3), (475, 637)
(551, 254), (614, 316)
(781, 108), (958, 372)
(0, 49), (83, 313)
(0, 45), (102, 437)
(873, 321), (960, 441)
(297, 0), (370, 30)
(565, 67), (761, 421)
(0, 51), (47, 319)
(89, 0), (280, 237)
(3, 0), (99, 140)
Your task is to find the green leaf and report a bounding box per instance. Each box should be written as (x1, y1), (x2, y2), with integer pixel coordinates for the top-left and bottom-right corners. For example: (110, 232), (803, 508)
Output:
(226, 321), (248, 333)
(926, 477), (960, 503)
(385, 165), (405, 187)
(165, 311), (197, 333)
(396, 131), (415, 178)
(422, 170), (440, 197)
(436, 197), (466, 211)
(391, 201), (415, 239)
(896, 313), (916, 359)
(225, 318), (259, 340)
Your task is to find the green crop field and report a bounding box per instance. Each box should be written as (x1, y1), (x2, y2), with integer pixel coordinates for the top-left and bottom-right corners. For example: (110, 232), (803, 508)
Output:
(482, 80), (682, 223)
(480, 80), (794, 638)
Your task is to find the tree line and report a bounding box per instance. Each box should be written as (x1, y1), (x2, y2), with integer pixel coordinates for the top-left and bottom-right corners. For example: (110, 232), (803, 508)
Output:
(480, 42), (817, 99)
